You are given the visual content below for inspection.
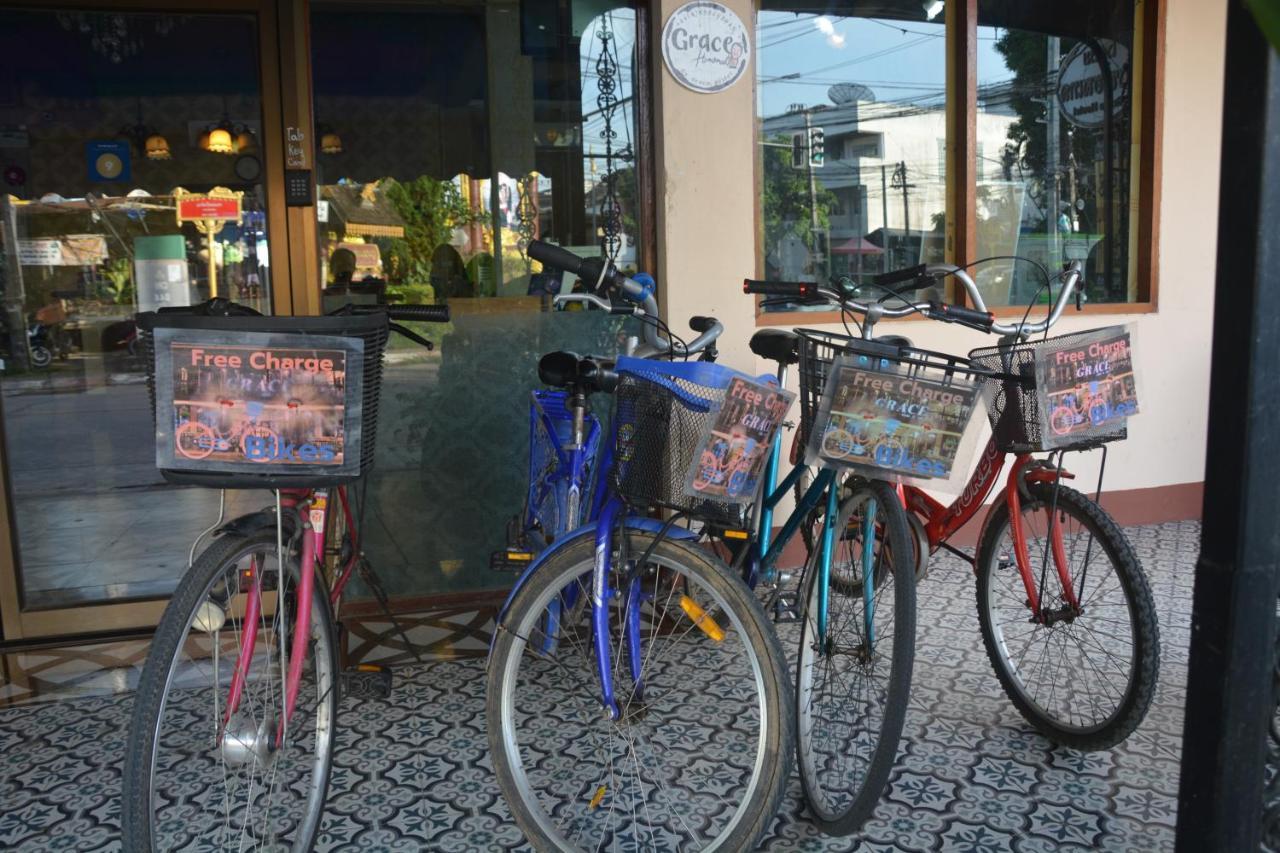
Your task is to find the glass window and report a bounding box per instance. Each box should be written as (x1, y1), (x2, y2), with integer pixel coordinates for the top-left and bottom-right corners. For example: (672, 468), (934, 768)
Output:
(977, 1), (1136, 305)
(0, 9), (273, 609)
(310, 1), (644, 599)
(756, 1), (947, 308)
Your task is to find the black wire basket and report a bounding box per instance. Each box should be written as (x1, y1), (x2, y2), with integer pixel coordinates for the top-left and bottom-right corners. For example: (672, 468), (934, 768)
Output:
(610, 360), (747, 528)
(967, 329), (1129, 453)
(796, 328), (989, 450)
(137, 306), (389, 489)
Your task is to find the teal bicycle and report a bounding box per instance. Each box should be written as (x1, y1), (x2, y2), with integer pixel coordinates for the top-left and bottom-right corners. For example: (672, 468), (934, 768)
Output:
(726, 313), (918, 836)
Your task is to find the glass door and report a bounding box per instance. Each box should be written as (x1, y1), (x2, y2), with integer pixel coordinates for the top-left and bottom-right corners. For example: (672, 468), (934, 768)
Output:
(310, 0), (648, 601)
(0, 5), (284, 637)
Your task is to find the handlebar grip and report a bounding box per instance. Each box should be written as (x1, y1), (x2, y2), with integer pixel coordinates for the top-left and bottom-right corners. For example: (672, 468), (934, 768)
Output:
(929, 302), (993, 331)
(527, 240), (586, 276)
(872, 264), (928, 287)
(689, 315), (717, 333)
(743, 279), (817, 298)
(387, 304), (450, 323)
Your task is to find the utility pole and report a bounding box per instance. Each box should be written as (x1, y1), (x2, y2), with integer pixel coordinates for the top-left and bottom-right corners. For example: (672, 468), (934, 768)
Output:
(880, 163), (889, 264)
(891, 161), (915, 265)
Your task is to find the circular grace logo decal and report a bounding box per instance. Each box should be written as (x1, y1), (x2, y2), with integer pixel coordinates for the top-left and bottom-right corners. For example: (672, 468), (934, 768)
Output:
(661, 1), (750, 94)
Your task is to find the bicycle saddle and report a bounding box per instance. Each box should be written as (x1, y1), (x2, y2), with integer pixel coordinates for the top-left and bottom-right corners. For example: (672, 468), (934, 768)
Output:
(538, 351), (618, 394)
(749, 329), (799, 365)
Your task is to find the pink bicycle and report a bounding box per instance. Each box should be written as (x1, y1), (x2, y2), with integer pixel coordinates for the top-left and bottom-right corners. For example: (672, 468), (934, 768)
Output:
(123, 297), (447, 851)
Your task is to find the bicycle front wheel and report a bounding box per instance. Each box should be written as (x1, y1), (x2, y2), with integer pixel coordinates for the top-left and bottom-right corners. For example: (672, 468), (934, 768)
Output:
(487, 531), (793, 851)
(976, 482), (1159, 750)
(796, 480), (915, 836)
(123, 528), (338, 852)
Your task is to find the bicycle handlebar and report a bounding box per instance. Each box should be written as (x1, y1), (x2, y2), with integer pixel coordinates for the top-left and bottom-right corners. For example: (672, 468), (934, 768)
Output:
(530, 239), (723, 358)
(762, 261), (1084, 338)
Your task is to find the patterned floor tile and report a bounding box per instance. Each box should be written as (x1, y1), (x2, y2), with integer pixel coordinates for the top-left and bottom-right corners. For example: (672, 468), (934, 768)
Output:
(0, 521), (1198, 851)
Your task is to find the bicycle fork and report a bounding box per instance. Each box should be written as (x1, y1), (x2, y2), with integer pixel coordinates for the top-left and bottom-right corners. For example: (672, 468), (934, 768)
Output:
(1004, 457), (1081, 620)
(220, 490), (326, 749)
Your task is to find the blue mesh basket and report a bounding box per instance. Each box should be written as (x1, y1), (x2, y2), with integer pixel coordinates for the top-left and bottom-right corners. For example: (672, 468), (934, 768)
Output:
(610, 358), (761, 527)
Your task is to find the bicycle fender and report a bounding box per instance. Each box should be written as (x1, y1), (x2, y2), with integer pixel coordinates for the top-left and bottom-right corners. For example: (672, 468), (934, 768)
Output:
(490, 518), (698, 657)
(216, 508), (297, 540)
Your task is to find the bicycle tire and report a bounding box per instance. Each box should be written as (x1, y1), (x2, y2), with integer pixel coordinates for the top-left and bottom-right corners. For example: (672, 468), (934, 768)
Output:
(796, 479), (915, 836)
(175, 421), (217, 460)
(487, 531), (793, 851)
(976, 482), (1160, 750)
(123, 528), (338, 852)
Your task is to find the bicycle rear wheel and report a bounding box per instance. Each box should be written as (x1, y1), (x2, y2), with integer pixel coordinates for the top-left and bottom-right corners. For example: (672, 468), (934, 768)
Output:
(976, 482), (1159, 750)
(487, 531), (793, 851)
(796, 480), (915, 836)
(123, 527), (337, 852)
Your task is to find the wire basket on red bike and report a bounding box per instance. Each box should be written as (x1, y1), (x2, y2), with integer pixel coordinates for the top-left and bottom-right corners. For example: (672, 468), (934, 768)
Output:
(611, 358), (787, 527)
(967, 325), (1136, 453)
(137, 305), (390, 489)
(797, 329), (989, 480)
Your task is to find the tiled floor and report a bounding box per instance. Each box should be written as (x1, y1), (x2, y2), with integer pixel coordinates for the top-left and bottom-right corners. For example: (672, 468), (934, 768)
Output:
(0, 521), (1195, 851)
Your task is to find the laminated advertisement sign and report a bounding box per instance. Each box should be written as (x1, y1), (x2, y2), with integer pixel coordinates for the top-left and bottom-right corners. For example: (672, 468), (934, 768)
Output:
(1036, 325), (1138, 443)
(808, 356), (981, 481)
(153, 328), (363, 478)
(683, 376), (794, 503)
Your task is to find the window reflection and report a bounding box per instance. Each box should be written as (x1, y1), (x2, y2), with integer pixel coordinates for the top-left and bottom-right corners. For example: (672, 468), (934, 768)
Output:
(312, 3), (641, 308)
(756, 2), (946, 307)
(0, 9), (271, 609)
(310, 1), (644, 599)
(977, 1), (1135, 305)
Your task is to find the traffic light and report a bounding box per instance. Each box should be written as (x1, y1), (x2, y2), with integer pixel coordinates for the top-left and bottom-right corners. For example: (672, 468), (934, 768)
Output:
(791, 132), (805, 169)
(808, 127), (825, 168)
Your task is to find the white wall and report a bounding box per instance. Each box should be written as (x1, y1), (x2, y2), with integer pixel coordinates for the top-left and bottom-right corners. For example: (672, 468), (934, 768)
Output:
(654, 0), (1225, 501)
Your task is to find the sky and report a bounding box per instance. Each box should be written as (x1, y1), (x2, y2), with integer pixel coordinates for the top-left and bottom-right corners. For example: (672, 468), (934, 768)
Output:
(756, 13), (1012, 119)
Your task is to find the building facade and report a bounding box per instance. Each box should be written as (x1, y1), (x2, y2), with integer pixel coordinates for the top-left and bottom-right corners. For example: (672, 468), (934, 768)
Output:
(0, 0), (1221, 644)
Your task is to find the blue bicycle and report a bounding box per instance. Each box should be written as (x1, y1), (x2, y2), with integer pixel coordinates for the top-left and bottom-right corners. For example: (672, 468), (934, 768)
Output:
(486, 242), (793, 851)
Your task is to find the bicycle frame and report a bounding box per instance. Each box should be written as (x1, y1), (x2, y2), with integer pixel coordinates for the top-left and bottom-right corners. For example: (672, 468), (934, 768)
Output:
(901, 435), (1080, 619)
(743, 418), (847, 645)
(524, 391), (604, 549)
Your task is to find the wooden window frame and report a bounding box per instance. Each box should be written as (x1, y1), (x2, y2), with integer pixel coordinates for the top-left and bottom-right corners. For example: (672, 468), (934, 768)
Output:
(753, 0), (1164, 327)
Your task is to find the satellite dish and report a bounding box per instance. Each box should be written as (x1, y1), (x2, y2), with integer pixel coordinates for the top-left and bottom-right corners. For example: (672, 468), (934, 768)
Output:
(828, 83), (874, 105)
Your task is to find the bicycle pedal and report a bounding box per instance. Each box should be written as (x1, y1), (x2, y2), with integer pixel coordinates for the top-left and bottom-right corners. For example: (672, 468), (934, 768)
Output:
(772, 593), (801, 624)
(490, 549), (535, 572)
(341, 665), (393, 700)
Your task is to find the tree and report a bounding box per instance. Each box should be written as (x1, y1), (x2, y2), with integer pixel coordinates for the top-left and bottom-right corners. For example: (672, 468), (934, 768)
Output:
(760, 134), (838, 270)
(381, 176), (481, 301)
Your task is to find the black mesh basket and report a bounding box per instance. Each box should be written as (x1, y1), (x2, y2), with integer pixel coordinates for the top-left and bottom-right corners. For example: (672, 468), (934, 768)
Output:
(796, 328), (988, 449)
(968, 330), (1128, 453)
(610, 366), (746, 528)
(137, 307), (390, 489)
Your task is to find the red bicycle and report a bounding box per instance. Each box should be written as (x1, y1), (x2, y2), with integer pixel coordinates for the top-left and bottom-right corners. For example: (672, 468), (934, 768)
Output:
(767, 260), (1159, 754)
